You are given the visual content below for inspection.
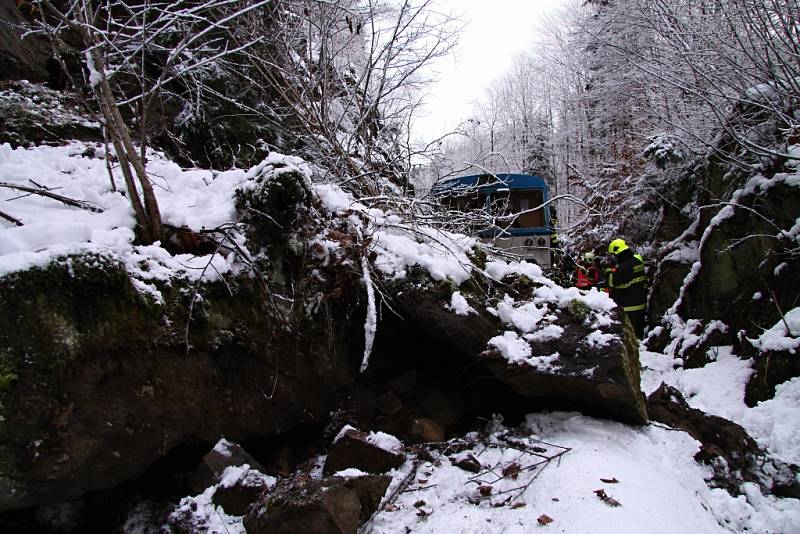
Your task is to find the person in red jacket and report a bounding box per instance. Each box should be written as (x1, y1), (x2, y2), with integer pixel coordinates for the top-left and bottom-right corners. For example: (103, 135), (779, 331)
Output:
(574, 252), (600, 289)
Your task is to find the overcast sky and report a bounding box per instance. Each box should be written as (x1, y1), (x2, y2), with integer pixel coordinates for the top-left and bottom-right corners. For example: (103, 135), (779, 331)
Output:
(412, 0), (562, 144)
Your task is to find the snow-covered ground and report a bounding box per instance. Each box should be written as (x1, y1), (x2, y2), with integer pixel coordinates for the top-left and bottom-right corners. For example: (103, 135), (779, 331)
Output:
(2, 142), (799, 533)
(362, 343), (800, 534)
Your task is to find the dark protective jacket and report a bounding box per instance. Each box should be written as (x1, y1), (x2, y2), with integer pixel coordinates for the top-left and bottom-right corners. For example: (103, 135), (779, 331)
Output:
(608, 248), (647, 312)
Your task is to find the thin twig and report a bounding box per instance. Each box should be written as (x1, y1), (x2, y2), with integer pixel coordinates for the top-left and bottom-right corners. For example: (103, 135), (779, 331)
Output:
(0, 182), (105, 213)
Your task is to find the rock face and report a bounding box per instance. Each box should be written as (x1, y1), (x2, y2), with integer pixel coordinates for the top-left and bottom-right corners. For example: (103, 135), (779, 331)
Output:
(0, 255), (362, 512)
(644, 102), (800, 381)
(0, 1), (51, 83)
(243, 474), (390, 534)
(647, 171), (800, 372)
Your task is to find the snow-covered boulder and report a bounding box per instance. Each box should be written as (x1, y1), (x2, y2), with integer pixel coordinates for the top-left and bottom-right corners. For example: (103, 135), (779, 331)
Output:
(323, 426), (405, 476)
(378, 269), (648, 425)
(744, 309), (800, 406)
(189, 438), (265, 494)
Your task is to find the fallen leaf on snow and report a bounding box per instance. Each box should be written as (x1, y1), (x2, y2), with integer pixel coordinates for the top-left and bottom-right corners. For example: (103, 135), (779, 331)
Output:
(593, 488), (622, 507)
(537, 514), (554, 525)
(510, 502), (526, 509)
(600, 477), (619, 484)
(502, 462), (521, 480)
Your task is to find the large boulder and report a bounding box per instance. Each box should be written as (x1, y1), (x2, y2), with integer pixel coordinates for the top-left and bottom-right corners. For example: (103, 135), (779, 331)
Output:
(0, 254), (363, 511)
(648, 383), (799, 498)
(243, 473), (390, 534)
(375, 270), (648, 425)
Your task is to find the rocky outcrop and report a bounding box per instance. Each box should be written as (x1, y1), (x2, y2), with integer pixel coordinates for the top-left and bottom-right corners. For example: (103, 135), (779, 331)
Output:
(0, 81), (101, 147)
(0, 159), (650, 518)
(0, 0), (51, 83)
(0, 254), (363, 512)
(647, 172), (800, 368)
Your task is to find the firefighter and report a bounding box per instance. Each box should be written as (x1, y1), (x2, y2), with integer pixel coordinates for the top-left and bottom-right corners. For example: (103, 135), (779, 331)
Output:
(607, 238), (648, 338)
(574, 252), (600, 289)
(549, 205), (560, 250)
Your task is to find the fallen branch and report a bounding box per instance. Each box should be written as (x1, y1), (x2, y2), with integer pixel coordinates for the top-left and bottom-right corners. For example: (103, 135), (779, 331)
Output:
(0, 209), (23, 226)
(0, 182), (104, 213)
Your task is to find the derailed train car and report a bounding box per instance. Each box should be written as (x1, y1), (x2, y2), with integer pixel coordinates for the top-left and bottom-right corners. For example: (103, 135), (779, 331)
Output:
(434, 173), (553, 269)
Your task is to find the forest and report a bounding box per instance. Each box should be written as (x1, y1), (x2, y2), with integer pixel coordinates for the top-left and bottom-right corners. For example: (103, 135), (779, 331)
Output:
(0, 0), (798, 532)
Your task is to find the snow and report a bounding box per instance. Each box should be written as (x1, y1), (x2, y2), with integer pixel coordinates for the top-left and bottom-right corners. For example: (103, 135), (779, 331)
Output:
(315, 183), (356, 213)
(663, 241), (700, 263)
(168, 464), (276, 533)
(4, 127), (800, 534)
(84, 51), (102, 88)
(218, 464), (276, 490)
(585, 329), (618, 348)
(0, 142), (251, 301)
(370, 414), (734, 534)
(524, 324), (564, 343)
(370, 228), (475, 283)
(169, 485), (242, 533)
(366, 430), (404, 453)
(212, 438), (235, 457)
(787, 144), (800, 170)
(360, 254), (377, 373)
(641, 347), (800, 466)
(496, 295), (551, 333)
(750, 307), (800, 354)
(365, 338), (800, 534)
(487, 330), (560, 371)
(334, 424), (358, 443)
(484, 259), (542, 280)
(333, 468), (369, 478)
(314, 183), (477, 284)
(446, 291), (476, 315)
(488, 331), (531, 361)
(331, 425), (403, 453)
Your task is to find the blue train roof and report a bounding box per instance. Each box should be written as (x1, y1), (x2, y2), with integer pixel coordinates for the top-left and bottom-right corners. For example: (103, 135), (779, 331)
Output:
(434, 173), (548, 194)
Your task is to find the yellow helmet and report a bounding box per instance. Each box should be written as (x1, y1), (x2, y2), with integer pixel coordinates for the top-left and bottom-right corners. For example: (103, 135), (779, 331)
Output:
(608, 238), (629, 255)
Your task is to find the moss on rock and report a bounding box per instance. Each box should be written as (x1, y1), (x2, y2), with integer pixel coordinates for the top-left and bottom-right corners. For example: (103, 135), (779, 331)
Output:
(567, 299), (591, 321)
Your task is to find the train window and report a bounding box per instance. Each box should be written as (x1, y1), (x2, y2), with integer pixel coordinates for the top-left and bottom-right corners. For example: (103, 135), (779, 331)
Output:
(442, 191), (486, 212)
(509, 190), (544, 228)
